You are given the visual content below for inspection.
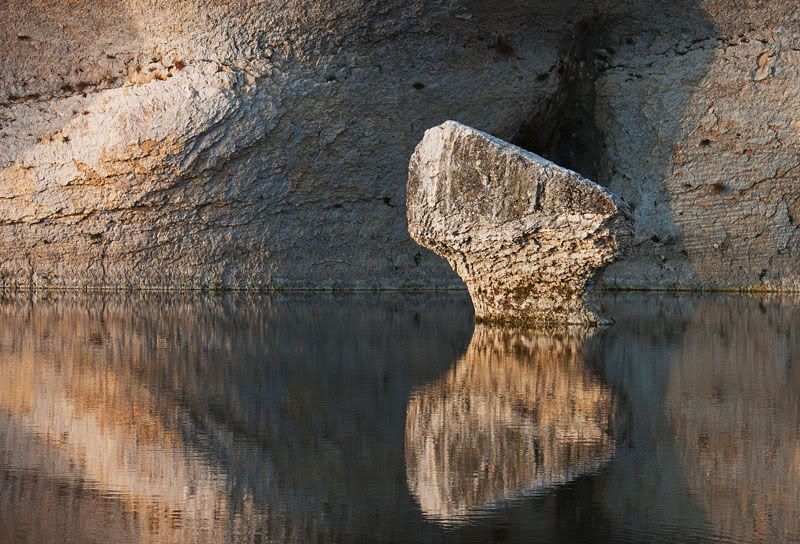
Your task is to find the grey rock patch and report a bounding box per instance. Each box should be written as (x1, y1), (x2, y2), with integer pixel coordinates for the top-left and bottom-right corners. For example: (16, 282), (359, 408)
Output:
(407, 121), (632, 325)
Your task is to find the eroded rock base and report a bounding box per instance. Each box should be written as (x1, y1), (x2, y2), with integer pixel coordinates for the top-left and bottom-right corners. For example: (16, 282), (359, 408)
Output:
(407, 121), (631, 325)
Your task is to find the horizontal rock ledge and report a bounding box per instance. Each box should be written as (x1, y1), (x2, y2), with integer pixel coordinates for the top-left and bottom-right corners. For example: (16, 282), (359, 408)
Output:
(407, 120), (632, 326)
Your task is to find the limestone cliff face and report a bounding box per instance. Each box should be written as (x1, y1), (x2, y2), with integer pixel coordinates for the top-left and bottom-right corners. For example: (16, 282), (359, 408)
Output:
(0, 1), (798, 289)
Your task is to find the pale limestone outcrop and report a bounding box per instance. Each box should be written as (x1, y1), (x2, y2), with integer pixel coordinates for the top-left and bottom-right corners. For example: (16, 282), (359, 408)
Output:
(404, 325), (622, 522)
(407, 121), (631, 325)
(0, 1), (799, 291)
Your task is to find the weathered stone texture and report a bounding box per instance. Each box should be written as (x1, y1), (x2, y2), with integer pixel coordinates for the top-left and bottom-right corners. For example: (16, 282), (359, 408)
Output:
(0, 1), (798, 290)
(407, 122), (630, 325)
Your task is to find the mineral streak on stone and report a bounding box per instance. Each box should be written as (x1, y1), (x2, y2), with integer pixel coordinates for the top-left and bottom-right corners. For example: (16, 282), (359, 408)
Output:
(407, 121), (632, 325)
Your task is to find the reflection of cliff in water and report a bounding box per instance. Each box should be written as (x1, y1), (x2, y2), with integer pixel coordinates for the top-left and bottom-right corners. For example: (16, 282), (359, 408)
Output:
(667, 296), (800, 543)
(405, 325), (625, 522)
(0, 352), (243, 544)
(0, 292), (474, 543)
(5, 292), (800, 542)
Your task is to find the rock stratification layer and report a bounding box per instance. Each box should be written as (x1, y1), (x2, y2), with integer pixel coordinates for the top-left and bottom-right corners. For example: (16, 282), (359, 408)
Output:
(407, 121), (631, 325)
(1, 1), (798, 290)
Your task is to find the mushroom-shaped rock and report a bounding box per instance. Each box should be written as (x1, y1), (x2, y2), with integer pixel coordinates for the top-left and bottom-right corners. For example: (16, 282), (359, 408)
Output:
(407, 121), (632, 325)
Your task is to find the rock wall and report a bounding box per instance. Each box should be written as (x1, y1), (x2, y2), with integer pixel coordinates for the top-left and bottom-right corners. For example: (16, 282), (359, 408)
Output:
(0, 1), (798, 290)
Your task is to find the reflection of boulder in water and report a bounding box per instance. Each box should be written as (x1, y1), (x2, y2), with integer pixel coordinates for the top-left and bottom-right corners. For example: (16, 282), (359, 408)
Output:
(405, 325), (623, 522)
(667, 297), (800, 542)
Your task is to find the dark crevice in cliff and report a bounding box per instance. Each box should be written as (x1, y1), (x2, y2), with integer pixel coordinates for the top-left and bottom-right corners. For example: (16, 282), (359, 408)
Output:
(511, 17), (616, 186)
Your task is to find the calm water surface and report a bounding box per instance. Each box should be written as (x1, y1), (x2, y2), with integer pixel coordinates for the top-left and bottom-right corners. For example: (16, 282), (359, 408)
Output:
(1, 292), (799, 543)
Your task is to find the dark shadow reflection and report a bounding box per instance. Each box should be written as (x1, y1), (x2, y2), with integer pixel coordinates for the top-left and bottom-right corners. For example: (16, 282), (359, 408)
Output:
(404, 324), (626, 523)
(667, 296), (800, 542)
(590, 292), (709, 541)
(595, 293), (800, 543)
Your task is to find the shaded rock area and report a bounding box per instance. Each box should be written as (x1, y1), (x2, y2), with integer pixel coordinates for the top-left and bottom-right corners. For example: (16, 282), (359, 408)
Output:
(0, 1), (798, 290)
(407, 121), (631, 325)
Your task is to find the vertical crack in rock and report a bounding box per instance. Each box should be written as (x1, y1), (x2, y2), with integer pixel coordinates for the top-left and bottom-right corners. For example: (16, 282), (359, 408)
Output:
(511, 17), (613, 186)
(407, 121), (632, 326)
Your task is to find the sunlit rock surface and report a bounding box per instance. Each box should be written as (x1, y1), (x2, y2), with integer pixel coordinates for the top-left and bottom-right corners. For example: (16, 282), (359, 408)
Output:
(0, 1), (799, 290)
(404, 325), (623, 522)
(407, 121), (631, 325)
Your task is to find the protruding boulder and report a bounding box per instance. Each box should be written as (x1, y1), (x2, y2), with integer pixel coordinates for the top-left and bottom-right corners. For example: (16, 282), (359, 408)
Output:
(407, 121), (632, 325)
